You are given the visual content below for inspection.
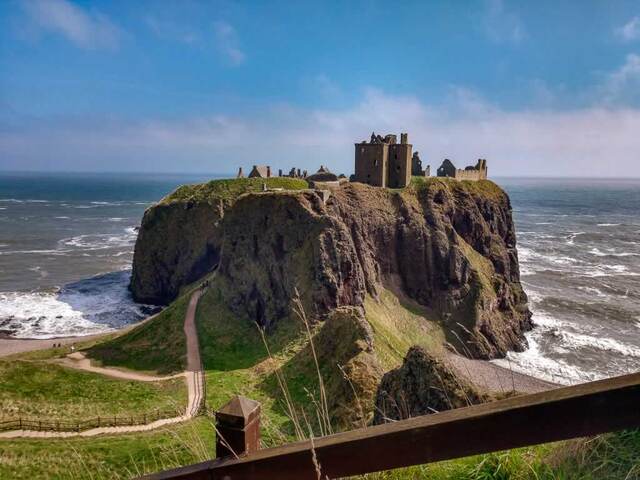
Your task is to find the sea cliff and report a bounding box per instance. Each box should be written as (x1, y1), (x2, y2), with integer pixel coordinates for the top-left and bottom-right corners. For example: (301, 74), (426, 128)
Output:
(130, 178), (531, 360)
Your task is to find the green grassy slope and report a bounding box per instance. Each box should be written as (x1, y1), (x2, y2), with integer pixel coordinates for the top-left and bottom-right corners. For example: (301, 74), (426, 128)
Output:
(1, 278), (638, 478)
(88, 293), (191, 374)
(0, 418), (215, 480)
(0, 361), (186, 420)
(161, 177), (309, 204)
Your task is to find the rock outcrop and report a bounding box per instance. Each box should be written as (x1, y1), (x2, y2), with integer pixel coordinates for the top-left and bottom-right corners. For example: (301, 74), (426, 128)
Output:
(219, 180), (531, 358)
(373, 346), (486, 424)
(269, 306), (384, 429)
(131, 178), (531, 359)
(130, 178), (308, 304)
(130, 200), (224, 304)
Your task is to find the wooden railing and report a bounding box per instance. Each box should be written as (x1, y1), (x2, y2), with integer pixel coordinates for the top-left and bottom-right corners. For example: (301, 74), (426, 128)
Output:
(0, 407), (186, 433)
(143, 371), (640, 480)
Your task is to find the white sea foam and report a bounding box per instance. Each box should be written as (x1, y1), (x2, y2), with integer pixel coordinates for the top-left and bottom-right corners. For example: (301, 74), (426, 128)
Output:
(493, 307), (636, 385)
(0, 249), (72, 256)
(108, 217), (125, 222)
(548, 255), (577, 265)
(0, 271), (151, 338)
(577, 286), (607, 297)
(589, 247), (639, 257)
(54, 216), (70, 219)
(565, 232), (585, 245)
(493, 323), (593, 385)
(597, 223), (621, 227)
(58, 227), (137, 251)
(560, 330), (640, 358)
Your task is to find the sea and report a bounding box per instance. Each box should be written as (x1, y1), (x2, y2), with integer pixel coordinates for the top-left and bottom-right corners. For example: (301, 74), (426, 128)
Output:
(0, 173), (638, 385)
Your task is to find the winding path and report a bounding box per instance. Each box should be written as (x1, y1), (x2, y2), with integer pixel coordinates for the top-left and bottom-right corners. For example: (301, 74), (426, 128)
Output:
(0, 289), (206, 439)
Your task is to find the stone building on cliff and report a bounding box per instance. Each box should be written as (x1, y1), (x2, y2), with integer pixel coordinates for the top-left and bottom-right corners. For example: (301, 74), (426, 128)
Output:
(354, 132), (412, 188)
(437, 158), (487, 181)
(247, 165), (272, 178)
(411, 152), (430, 177)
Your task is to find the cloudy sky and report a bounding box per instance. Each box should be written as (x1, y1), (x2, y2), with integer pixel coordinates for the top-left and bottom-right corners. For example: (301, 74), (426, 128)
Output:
(1, 0), (640, 176)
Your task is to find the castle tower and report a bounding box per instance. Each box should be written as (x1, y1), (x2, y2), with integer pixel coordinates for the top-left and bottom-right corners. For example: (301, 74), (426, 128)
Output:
(387, 133), (412, 188)
(354, 141), (388, 187)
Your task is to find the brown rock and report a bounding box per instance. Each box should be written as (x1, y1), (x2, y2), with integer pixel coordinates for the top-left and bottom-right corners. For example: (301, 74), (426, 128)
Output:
(373, 346), (486, 424)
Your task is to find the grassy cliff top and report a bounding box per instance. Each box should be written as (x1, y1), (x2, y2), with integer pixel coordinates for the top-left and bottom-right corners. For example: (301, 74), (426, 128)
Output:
(409, 176), (507, 200)
(161, 177), (309, 204)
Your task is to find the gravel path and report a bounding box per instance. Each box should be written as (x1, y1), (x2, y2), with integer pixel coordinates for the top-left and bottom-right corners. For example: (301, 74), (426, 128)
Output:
(446, 352), (557, 395)
(0, 289), (206, 439)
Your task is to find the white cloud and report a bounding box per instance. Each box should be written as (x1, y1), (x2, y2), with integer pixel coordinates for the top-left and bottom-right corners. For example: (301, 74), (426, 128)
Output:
(616, 16), (640, 42)
(144, 15), (199, 45)
(482, 0), (525, 44)
(3, 88), (640, 177)
(213, 21), (245, 66)
(597, 53), (640, 105)
(21, 0), (121, 50)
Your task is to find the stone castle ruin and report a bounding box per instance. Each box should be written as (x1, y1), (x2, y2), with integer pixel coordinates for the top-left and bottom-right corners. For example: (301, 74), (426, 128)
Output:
(436, 158), (487, 181)
(354, 132), (413, 188)
(236, 132), (488, 188)
(412, 151), (430, 177)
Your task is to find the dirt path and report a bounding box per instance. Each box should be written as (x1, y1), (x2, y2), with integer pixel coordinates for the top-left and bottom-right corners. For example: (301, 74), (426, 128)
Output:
(0, 289), (206, 439)
(55, 352), (185, 382)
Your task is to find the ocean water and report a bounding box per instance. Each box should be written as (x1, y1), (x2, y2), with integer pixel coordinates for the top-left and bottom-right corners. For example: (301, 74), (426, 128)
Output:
(0, 172), (218, 338)
(493, 178), (640, 385)
(0, 173), (638, 385)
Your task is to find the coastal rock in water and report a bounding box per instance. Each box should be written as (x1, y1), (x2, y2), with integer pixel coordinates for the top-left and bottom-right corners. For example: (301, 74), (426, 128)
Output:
(373, 346), (486, 424)
(131, 178), (531, 359)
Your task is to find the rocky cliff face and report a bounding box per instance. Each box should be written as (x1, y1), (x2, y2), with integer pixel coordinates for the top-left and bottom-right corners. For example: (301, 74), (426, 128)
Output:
(131, 178), (531, 359)
(130, 200), (224, 304)
(219, 180), (531, 359)
(130, 178), (307, 304)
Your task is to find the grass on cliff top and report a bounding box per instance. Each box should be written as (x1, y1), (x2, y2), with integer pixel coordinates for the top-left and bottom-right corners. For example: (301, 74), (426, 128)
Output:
(88, 293), (191, 374)
(410, 176), (506, 200)
(0, 360), (186, 421)
(161, 177), (309, 204)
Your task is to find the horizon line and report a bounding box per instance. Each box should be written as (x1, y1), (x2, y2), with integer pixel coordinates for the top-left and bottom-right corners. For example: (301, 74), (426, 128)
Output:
(1, 170), (640, 181)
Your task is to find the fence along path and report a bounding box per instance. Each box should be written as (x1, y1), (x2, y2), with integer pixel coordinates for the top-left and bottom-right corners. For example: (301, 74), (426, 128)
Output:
(0, 288), (207, 439)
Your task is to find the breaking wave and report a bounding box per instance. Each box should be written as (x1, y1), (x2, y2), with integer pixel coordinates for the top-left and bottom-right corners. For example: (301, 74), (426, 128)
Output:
(0, 271), (157, 339)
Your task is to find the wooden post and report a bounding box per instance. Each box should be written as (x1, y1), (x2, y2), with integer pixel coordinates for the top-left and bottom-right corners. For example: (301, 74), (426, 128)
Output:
(215, 395), (261, 459)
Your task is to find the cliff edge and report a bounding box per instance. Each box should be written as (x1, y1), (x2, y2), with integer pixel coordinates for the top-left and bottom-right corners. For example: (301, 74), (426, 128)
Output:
(131, 177), (531, 360)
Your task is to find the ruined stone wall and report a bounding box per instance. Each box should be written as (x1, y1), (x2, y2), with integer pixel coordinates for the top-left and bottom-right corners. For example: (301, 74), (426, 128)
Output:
(387, 144), (412, 188)
(454, 168), (485, 181)
(354, 143), (388, 187)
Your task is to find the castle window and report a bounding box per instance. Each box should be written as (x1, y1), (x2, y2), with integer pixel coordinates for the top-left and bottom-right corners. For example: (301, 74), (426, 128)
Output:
(374, 158), (379, 166)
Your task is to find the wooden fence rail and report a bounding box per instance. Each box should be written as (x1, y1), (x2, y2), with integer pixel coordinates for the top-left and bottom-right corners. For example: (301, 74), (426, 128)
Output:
(144, 371), (640, 480)
(0, 407), (185, 434)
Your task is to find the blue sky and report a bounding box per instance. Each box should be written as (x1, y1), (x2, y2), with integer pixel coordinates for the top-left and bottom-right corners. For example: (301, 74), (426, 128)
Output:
(1, 0), (640, 176)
